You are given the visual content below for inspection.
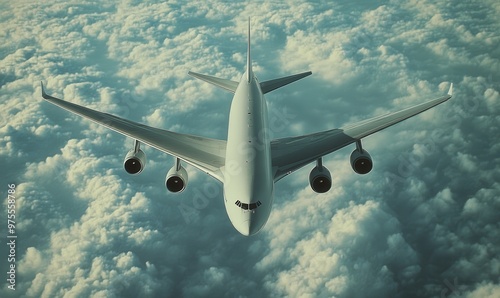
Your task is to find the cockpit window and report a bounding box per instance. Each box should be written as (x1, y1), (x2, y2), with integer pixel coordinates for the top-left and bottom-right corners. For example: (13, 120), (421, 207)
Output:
(235, 200), (261, 210)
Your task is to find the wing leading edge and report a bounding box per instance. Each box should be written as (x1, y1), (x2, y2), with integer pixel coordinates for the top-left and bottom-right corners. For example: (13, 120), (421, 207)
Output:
(271, 84), (453, 181)
(41, 82), (226, 182)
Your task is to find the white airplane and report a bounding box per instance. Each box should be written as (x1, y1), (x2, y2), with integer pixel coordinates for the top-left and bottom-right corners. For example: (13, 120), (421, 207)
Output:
(41, 21), (453, 236)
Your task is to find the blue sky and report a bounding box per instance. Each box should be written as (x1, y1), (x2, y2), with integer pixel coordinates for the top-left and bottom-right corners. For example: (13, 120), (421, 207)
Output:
(1, 0), (499, 297)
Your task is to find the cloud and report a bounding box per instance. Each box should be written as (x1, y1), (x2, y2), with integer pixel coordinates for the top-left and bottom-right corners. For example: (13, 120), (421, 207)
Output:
(464, 282), (500, 298)
(1, 0), (499, 297)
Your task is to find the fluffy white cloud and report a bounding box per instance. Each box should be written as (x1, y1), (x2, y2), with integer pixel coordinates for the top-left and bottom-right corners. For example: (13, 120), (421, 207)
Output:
(1, 0), (499, 297)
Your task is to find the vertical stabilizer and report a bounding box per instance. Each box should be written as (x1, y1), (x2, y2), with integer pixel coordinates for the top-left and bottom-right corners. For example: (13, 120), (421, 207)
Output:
(246, 18), (252, 82)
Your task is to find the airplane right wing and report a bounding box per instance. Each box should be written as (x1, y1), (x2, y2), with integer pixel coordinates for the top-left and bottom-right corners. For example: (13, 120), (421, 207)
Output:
(271, 84), (453, 181)
(41, 82), (227, 182)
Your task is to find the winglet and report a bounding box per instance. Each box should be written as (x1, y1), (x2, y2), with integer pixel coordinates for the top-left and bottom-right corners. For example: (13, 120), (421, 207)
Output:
(41, 81), (61, 101)
(40, 81), (49, 99)
(447, 83), (453, 96)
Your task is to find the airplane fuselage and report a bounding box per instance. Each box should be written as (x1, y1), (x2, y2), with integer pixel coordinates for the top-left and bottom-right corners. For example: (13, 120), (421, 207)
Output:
(224, 70), (274, 235)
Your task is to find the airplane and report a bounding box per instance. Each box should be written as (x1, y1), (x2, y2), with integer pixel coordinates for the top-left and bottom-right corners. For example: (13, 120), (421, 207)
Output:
(41, 21), (453, 236)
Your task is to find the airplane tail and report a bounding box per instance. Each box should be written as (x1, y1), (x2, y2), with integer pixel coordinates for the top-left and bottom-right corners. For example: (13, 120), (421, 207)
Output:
(189, 19), (312, 94)
(189, 70), (313, 94)
(246, 18), (252, 83)
(245, 18), (312, 93)
(187, 19), (253, 93)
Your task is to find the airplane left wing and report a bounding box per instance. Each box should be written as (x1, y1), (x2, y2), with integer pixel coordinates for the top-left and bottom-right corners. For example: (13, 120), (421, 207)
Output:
(271, 84), (453, 181)
(41, 82), (226, 182)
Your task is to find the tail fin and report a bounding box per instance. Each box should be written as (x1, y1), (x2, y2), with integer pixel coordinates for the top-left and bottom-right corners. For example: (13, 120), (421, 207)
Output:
(188, 19), (253, 93)
(246, 18), (252, 82)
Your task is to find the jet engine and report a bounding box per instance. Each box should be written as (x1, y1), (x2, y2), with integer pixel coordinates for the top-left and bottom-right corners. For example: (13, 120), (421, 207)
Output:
(309, 158), (332, 193)
(166, 161), (188, 193)
(123, 145), (146, 174)
(350, 149), (373, 174)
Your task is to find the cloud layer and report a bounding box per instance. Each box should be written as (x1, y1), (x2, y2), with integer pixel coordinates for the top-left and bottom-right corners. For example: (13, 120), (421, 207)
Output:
(1, 0), (499, 297)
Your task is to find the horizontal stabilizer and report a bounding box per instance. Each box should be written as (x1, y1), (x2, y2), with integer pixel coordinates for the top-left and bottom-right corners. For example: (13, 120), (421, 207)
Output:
(260, 71), (312, 94)
(188, 71), (239, 93)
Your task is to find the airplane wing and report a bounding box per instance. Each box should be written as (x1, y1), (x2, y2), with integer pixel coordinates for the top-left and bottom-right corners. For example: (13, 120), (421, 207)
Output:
(271, 84), (453, 181)
(41, 82), (226, 182)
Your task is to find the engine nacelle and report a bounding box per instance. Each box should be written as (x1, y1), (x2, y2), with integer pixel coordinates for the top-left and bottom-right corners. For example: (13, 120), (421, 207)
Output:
(309, 165), (332, 193)
(165, 165), (188, 193)
(350, 149), (373, 174)
(123, 149), (146, 174)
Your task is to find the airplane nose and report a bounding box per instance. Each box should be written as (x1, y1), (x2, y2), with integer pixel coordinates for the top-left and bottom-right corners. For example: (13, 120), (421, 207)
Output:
(226, 198), (268, 236)
(235, 219), (253, 236)
(248, 221), (261, 235)
(236, 217), (262, 236)
(239, 221), (251, 236)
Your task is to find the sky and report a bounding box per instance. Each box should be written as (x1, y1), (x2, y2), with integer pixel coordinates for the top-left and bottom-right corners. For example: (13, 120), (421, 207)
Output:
(0, 0), (499, 297)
